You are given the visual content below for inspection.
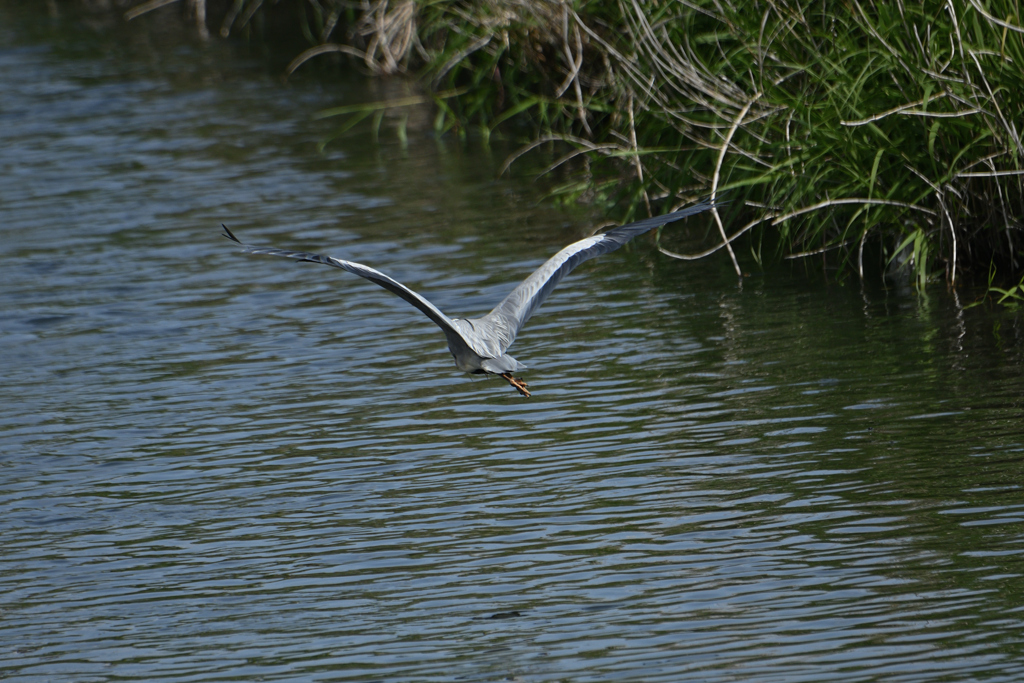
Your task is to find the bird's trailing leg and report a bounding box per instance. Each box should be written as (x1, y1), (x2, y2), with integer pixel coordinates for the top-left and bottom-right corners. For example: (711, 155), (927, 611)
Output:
(500, 373), (531, 398)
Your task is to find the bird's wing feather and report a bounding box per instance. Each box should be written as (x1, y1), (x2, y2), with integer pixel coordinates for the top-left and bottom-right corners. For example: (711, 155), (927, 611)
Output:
(475, 201), (715, 353)
(222, 225), (463, 341)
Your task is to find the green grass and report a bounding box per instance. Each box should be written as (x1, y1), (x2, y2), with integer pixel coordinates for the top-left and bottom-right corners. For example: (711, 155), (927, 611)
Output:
(122, 0), (1024, 291)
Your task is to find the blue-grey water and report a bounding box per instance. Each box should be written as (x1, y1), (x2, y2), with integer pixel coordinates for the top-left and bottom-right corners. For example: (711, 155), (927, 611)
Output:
(2, 6), (1024, 682)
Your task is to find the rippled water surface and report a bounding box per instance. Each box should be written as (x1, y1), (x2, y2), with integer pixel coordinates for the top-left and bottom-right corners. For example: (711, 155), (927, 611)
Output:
(3, 6), (1024, 682)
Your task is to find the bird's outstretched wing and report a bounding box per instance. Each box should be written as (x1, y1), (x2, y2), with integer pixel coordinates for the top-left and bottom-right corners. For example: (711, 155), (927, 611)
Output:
(476, 201), (716, 353)
(222, 225), (462, 339)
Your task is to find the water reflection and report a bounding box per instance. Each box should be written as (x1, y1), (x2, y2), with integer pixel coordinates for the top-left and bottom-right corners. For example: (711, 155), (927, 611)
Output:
(2, 5), (1024, 682)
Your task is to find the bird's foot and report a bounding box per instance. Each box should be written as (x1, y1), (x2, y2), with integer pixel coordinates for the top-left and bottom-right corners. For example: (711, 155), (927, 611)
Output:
(500, 373), (531, 398)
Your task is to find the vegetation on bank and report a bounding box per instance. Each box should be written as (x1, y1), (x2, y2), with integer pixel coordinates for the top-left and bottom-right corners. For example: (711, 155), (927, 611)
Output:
(94, 1), (1024, 294)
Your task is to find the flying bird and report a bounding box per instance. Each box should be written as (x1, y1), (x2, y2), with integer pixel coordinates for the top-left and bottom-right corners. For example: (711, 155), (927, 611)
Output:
(223, 201), (714, 397)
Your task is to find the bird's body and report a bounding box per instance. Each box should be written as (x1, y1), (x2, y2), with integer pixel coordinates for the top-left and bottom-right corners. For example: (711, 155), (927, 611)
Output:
(224, 201), (714, 396)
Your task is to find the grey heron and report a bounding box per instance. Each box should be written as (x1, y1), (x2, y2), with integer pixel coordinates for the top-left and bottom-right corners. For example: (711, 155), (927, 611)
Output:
(223, 200), (713, 397)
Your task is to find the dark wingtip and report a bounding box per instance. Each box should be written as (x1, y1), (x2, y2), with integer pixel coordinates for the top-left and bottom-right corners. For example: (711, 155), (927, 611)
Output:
(704, 192), (731, 209)
(222, 224), (241, 244)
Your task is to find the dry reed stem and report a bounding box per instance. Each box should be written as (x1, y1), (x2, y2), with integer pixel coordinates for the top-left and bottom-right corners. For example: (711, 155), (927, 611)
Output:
(555, 3), (590, 134)
(967, 0), (1024, 34)
(955, 170), (1024, 178)
(969, 51), (1022, 154)
(219, 0), (243, 37)
(232, 0), (263, 37)
(659, 214), (776, 260)
(286, 44), (369, 79)
(710, 93), (761, 276)
(840, 94), (949, 126)
(188, 0), (208, 39)
(900, 108), (983, 118)
(941, 197), (958, 286)
(432, 35), (492, 87)
(124, 0), (180, 21)
(499, 134), (622, 176)
(126, 0), (207, 37)
(536, 144), (626, 178)
(359, 0), (417, 75)
(858, 228), (868, 279)
(320, 7), (341, 43)
(772, 198), (938, 225)
(785, 239), (856, 259)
